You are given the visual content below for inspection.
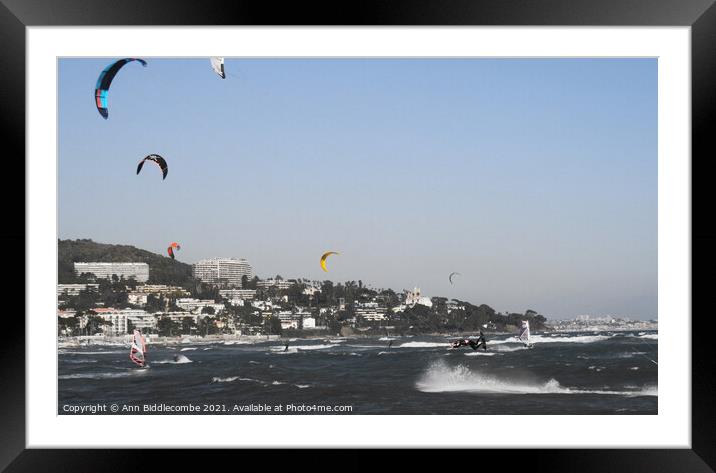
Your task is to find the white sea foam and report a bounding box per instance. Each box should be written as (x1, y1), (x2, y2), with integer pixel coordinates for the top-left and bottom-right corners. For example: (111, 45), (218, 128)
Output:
(464, 352), (496, 356)
(530, 334), (610, 344)
(397, 341), (448, 348)
(180, 347), (197, 351)
(415, 361), (656, 396)
(154, 354), (193, 364)
(60, 351), (126, 355)
(295, 344), (334, 351)
(416, 361), (569, 394)
(211, 376), (239, 383)
(492, 345), (528, 353)
(59, 370), (145, 380)
(295, 384), (310, 389)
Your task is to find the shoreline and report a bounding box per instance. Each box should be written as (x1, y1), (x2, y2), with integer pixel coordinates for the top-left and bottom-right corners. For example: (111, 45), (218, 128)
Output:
(58, 326), (658, 348)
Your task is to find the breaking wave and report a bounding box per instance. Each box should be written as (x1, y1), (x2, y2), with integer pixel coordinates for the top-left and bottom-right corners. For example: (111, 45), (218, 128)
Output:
(59, 370), (146, 380)
(153, 355), (193, 364)
(415, 361), (656, 396)
(530, 335), (610, 344)
(60, 351), (126, 355)
(397, 341), (448, 348)
(211, 376), (239, 383)
(180, 347), (196, 351)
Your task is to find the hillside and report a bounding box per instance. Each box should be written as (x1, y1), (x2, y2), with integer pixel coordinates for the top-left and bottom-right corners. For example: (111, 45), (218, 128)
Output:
(58, 239), (193, 285)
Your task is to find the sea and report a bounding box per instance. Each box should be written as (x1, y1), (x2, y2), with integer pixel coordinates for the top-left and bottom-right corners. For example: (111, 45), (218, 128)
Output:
(58, 330), (657, 414)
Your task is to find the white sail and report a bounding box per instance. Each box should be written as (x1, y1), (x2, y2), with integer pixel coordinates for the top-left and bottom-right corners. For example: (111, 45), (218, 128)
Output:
(518, 320), (531, 344)
(130, 329), (147, 366)
(210, 57), (225, 79)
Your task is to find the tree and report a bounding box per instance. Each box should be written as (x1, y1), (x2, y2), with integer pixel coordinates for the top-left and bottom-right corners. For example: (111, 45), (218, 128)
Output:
(126, 318), (135, 334)
(58, 316), (79, 336)
(180, 316), (196, 334)
(201, 306), (215, 316)
(156, 317), (179, 336)
(264, 316), (282, 335)
(85, 313), (112, 335)
(197, 316), (218, 336)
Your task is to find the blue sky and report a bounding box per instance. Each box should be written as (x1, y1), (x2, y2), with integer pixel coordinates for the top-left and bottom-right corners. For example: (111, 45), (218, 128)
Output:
(58, 58), (657, 319)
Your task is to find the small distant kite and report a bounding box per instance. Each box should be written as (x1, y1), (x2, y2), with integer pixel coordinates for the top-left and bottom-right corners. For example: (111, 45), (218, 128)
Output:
(320, 251), (339, 272)
(137, 154), (168, 180)
(449, 272), (461, 285)
(210, 57), (225, 79)
(167, 242), (181, 259)
(94, 58), (147, 119)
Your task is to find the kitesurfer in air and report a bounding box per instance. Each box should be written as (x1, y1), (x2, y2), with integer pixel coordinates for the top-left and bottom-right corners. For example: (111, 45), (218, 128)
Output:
(451, 331), (487, 351)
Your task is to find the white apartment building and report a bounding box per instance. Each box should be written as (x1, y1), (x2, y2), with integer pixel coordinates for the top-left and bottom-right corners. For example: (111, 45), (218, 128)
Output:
(175, 298), (224, 314)
(405, 287), (433, 308)
(157, 312), (200, 325)
(74, 262), (149, 283)
(128, 292), (149, 306)
(192, 258), (253, 287)
(354, 302), (388, 321)
(277, 311), (300, 330)
(135, 285), (190, 297)
(219, 289), (257, 300)
(257, 278), (293, 290)
(93, 308), (155, 336)
(57, 283), (99, 296)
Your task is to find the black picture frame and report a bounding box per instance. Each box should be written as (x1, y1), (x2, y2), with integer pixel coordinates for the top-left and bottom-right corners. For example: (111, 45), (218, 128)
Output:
(3, 0), (714, 470)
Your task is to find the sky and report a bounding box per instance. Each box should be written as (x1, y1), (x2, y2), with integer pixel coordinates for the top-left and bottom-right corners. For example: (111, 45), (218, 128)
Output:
(58, 58), (657, 319)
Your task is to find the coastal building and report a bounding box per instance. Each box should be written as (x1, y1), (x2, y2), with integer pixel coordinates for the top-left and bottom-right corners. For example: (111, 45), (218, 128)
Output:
(57, 283), (99, 297)
(302, 286), (320, 296)
(74, 262), (149, 283)
(405, 287), (433, 308)
(175, 298), (225, 314)
(192, 258), (253, 287)
(127, 292), (149, 306)
(257, 278), (293, 290)
(157, 312), (200, 326)
(134, 284), (190, 297)
(219, 289), (257, 300)
(354, 302), (388, 321)
(446, 301), (465, 313)
(276, 311), (300, 330)
(92, 308), (155, 335)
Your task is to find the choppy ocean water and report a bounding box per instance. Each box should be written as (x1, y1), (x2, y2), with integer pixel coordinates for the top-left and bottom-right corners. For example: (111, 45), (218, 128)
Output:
(58, 330), (657, 414)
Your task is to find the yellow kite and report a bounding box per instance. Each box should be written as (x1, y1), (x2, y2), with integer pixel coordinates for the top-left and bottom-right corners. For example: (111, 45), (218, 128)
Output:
(320, 251), (339, 272)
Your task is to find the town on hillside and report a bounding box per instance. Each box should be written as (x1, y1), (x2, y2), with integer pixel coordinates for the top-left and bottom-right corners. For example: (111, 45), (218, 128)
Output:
(58, 252), (556, 341)
(58, 256), (656, 342)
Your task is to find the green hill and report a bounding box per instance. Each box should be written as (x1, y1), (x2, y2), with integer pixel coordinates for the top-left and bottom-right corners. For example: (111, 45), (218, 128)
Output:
(58, 239), (193, 286)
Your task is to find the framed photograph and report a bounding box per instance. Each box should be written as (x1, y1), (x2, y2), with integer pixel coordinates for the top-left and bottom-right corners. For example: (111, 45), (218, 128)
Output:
(5, 0), (715, 469)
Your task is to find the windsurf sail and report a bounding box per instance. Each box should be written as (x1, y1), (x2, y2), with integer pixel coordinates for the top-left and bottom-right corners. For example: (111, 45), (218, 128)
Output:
(129, 329), (147, 367)
(518, 321), (531, 345)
